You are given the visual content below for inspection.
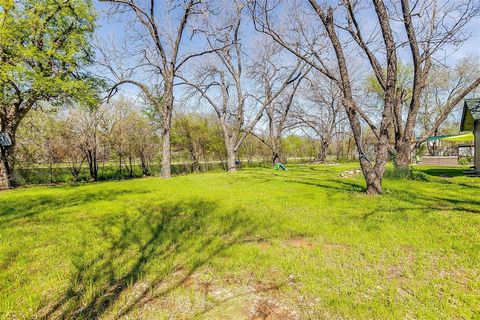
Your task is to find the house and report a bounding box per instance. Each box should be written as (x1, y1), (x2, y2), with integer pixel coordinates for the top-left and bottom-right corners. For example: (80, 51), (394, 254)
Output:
(460, 99), (480, 172)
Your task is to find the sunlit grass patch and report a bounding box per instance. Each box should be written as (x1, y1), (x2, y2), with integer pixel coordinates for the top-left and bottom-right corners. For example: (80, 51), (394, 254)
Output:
(0, 164), (479, 319)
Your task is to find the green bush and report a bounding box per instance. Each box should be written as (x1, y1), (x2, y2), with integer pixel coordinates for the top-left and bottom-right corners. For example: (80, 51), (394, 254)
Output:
(384, 167), (413, 180)
(458, 156), (473, 166)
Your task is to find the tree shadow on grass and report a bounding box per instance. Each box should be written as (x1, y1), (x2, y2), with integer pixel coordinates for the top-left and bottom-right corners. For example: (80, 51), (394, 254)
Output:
(388, 189), (480, 214)
(35, 199), (255, 319)
(416, 167), (469, 178)
(282, 177), (366, 193)
(334, 178), (480, 214)
(0, 188), (150, 228)
(275, 175), (480, 216)
(238, 168), (365, 194)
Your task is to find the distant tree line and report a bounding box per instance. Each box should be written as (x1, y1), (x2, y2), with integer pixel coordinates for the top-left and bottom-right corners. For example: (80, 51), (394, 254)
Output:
(12, 98), (359, 184)
(2, 0), (480, 194)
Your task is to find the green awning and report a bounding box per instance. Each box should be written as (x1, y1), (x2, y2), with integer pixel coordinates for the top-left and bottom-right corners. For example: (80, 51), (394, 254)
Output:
(426, 132), (474, 142)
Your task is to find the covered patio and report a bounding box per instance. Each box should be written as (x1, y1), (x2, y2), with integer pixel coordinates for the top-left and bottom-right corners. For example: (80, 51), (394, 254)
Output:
(421, 99), (479, 171)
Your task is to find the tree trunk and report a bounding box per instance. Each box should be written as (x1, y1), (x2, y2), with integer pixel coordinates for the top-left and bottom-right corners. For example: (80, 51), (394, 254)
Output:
(272, 151), (280, 164)
(140, 152), (150, 176)
(0, 146), (14, 189)
(128, 156), (134, 177)
(118, 155), (122, 178)
(345, 102), (387, 195)
(348, 137), (354, 160)
(425, 129), (438, 157)
(161, 127), (171, 178)
(395, 141), (412, 170)
(186, 131), (200, 172)
(226, 144), (237, 172)
(49, 162), (53, 184)
(221, 125), (237, 172)
(315, 140), (329, 162)
(161, 82), (174, 179)
(370, 134), (390, 194)
(191, 158), (200, 173)
(271, 138), (281, 164)
(364, 169), (383, 194)
(86, 150), (98, 182)
(68, 161), (82, 182)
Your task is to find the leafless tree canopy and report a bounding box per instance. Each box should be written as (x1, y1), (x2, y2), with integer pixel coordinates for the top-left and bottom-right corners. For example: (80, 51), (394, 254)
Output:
(250, 0), (480, 193)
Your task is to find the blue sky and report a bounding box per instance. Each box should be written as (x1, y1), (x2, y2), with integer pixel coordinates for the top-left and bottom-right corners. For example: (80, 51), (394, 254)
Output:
(94, 0), (480, 72)
(93, 1), (480, 105)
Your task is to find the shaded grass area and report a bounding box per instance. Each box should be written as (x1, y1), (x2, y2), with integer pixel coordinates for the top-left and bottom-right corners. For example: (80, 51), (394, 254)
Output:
(15, 162), (226, 185)
(0, 164), (479, 319)
(14, 159), (308, 186)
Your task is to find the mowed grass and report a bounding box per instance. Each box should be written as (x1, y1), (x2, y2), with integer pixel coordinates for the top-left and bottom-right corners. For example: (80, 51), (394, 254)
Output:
(0, 164), (479, 319)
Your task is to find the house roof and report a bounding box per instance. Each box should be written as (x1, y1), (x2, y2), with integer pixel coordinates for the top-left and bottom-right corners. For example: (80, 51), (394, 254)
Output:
(460, 98), (480, 131)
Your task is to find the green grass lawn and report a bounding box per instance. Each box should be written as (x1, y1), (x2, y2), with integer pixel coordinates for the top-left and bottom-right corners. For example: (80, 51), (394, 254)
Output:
(1, 164), (479, 319)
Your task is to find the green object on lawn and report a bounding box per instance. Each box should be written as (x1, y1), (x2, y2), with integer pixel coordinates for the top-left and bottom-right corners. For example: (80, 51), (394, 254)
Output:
(274, 163), (287, 170)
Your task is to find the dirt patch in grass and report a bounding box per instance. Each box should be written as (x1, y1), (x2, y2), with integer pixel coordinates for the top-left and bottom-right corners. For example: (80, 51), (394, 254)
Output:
(249, 298), (299, 320)
(387, 265), (402, 279)
(102, 267), (302, 319)
(257, 241), (272, 251)
(285, 238), (351, 252)
(285, 237), (316, 249)
(321, 242), (350, 252)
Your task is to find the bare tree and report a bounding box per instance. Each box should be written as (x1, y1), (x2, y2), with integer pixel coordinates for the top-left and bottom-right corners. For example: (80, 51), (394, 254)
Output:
(264, 83), (303, 164)
(249, 39), (309, 164)
(417, 57), (480, 147)
(252, 0), (480, 193)
(342, 0), (480, 168)
(62, 140), (85, 182)
(99, 0), (223, 178)
(292, 76), (345, 163)
(252, 0), (398, 193)
(67, 105), (110, 182)
(180, 2), (302, 171)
